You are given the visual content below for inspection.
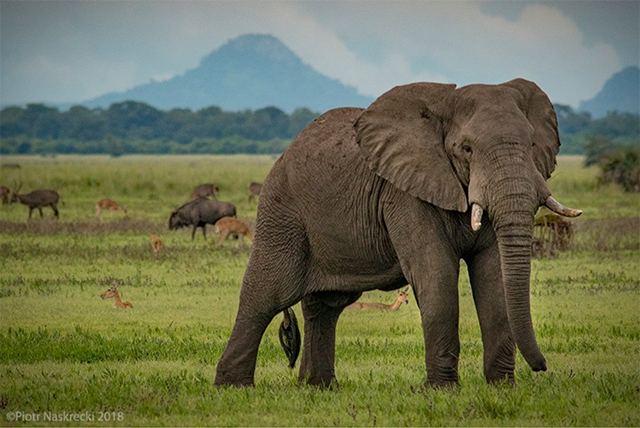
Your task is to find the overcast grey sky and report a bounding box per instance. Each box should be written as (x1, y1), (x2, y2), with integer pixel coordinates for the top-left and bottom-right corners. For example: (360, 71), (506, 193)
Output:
(1, 0), (638, 108)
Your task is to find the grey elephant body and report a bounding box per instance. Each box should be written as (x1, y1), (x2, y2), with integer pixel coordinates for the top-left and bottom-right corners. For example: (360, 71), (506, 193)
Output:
(216, 80), (580, 388)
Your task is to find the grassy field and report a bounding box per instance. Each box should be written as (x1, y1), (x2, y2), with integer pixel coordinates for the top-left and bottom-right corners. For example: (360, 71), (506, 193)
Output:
(0, 154), (638, 426)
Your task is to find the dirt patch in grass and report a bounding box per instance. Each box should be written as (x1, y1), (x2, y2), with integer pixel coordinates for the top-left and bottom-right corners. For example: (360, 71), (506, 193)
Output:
(0, 219), (164, 235)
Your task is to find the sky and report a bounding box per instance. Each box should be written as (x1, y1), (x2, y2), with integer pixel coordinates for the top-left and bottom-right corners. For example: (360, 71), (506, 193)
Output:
(1, 0), (638, 109)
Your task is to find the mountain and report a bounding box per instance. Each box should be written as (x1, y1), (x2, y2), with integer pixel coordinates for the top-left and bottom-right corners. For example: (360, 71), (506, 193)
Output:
(579, 66), (640, 118)
(81, 34), (373, 113)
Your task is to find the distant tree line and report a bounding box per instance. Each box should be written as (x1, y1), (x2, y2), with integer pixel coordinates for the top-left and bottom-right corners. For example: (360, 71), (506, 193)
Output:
(0, 101), (637, 156)
(554, 104), (639, 155)
(0, 102), (317, 155)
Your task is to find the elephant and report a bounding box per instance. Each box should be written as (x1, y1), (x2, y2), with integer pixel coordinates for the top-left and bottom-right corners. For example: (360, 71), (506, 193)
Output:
(215, 79), (582, 388)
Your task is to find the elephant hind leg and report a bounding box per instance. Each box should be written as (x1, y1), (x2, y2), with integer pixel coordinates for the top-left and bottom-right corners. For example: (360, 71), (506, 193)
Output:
(298, 291), (361, 388)
(215, 216), (310, 387)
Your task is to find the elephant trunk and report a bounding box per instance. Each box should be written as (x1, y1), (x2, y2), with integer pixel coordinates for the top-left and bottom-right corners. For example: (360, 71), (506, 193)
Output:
(473, 148), (548, 372)
(493, 213), (547, 371)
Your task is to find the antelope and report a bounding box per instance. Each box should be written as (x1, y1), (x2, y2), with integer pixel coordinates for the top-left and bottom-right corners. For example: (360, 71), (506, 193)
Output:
(100, 284), (133, 309)
(346, 287), (410, 311)
(213, 216), (253, 248)
(95, 198), (128, 220)
(248, 182), (262, 202)
(190, 183), (219, 200)
(10, 183), (60, 220)
(0, 186), (9, 204)
(150, 234), (163, 254)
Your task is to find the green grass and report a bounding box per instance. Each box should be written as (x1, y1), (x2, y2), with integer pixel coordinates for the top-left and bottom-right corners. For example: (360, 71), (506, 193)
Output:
(1, 154), (639, 426)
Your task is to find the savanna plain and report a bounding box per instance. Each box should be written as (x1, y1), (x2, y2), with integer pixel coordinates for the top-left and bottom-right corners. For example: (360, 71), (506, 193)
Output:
(0, 155), (638, 427)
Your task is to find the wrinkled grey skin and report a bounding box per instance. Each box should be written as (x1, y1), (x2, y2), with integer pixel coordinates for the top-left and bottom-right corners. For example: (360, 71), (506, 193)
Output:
(169, 197), (236, 240)
(216, 79), (579, 388)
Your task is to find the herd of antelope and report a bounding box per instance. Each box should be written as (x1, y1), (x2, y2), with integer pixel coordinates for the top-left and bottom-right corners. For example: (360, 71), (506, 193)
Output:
(2, 180), (410, 312)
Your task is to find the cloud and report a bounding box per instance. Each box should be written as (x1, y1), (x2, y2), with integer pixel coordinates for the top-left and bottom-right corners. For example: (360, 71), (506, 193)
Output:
(1, 51), (138, 105)
(296, 2), (622, 106)
(162, 2), (446, 97)
(0, 1), (625, 107)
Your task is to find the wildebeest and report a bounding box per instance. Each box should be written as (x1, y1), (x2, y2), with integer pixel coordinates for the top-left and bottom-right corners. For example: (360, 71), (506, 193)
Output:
(169, 197), (236, 240)
(248, 182), (262, 202)
(11, 184), (60, 220)
(0, 186), (9, 204)
(190, 183), (219, 200)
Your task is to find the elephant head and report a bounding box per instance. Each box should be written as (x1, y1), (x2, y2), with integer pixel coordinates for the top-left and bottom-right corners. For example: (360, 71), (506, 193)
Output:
(354, 79), (581, 372)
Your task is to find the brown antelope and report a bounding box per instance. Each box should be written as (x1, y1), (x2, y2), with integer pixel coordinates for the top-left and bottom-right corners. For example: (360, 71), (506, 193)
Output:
(95, 198), (128, 220)
(190, 183), (219, 200)
(248, 182), (262, 202)
(214, 216), (254, 248)
(10, 183), (60, 219)
(150, 234), (163, 254)
(100, 284), (133, 309)
(346, 287), (410, 311)
(0, 186), (10, 204)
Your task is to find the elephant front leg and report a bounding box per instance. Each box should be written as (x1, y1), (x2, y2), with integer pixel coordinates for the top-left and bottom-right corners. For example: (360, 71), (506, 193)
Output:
(415, 266), (462, 388)
(384, 201), (462, 387)
(466, 243), (516, 384)
(298, 291), (360, 388)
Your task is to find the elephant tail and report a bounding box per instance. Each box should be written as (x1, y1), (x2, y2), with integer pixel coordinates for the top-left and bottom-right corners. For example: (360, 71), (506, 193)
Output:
(278, 307), (301, 369)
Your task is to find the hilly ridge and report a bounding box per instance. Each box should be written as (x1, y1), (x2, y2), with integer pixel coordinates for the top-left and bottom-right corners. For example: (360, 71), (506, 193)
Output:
(83, 34), (373, 113)
(579, 66), (640, 118)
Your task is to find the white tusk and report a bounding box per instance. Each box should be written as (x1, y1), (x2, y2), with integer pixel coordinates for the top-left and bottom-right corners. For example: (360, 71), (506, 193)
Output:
(471, 203), (483, 231)
(545, 196), (582, 218)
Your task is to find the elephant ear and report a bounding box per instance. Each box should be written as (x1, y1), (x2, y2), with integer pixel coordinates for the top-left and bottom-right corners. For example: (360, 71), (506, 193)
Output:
(354, 83), (467, 212)
(504, 78), (560, 179)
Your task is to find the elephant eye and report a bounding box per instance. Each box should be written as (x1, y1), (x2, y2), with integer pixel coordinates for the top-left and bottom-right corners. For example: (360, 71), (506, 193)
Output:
(463, 145), (472, 154)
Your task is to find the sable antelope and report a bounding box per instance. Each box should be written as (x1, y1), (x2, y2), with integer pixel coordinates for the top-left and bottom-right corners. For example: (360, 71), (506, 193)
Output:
(95, 198), (128, 220)
(214, 217), (254, 248)
(0, 186), (9, 204)
(150, 234), (163, 254)
(346, 288), (410, 311)
(100, 284), (133, 309)
(10, 183), (60, 220)
(248, 182), (262, 202)
(169, 198), (236, 240)
(190, 183), (219, 200)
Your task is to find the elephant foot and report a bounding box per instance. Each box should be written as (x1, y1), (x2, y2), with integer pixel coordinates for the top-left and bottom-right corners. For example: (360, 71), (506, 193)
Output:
(214, 371), (255, 387)
(426, 366), (460, 389)
(426, 378), (460, 390)
(486, 371), (515, 386)
(299, 373), (339, 389)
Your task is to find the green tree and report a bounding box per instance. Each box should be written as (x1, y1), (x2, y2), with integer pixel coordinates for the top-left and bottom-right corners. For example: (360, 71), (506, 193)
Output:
(598, 146), (640, 192)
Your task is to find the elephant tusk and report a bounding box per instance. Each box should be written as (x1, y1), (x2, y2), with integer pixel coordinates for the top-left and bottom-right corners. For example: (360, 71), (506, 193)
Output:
(545, 196), (582, 218)
(471, 203), (483, 231)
